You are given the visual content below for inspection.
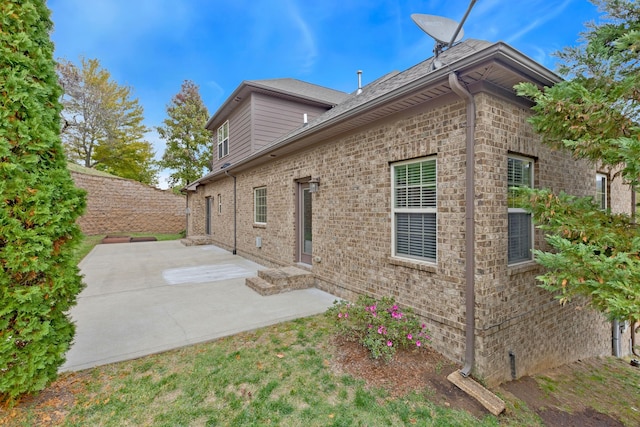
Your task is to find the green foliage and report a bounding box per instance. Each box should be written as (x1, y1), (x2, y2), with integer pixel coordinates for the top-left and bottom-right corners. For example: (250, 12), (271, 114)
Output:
(515, 0), (640, 186)
(157, 80), (212, 188)
(326, 296), (431, 361)
(514, 188), (640, 321)
(514, 0), (640, 322)
(57, 57), (159, 185)
(0, 0), (86, 403)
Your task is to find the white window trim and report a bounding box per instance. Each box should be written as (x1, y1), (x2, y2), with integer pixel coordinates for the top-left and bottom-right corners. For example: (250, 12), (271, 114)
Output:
(391, 156), (437, 263)
(508, 154), (534, 265)
(217, 194), (222, 214)
(596, 173), (608, 210)
(217, 121), (229, 160)
(254, 186), (267, 224)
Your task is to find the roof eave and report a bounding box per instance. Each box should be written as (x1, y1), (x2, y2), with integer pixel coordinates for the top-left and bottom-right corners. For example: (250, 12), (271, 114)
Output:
(204, 81), (250, 130)
(193, 41), (561, 186)
(204, 80), (345, 131)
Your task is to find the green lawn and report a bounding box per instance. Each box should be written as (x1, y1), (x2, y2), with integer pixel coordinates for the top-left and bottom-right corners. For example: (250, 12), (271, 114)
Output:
(73, 232), (184, 264)
(4, 315), (639, 426)
(15, 317), (502, 427)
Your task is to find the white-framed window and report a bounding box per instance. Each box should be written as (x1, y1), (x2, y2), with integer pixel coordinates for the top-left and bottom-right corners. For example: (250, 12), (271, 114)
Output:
(217, 121), (229, 159)
(508, 155), (534, 264)
(217, 194), (222, 214)
(596, 173), (608, 210)
(254, 187), (267, 224)
(392, 157), (437, 262)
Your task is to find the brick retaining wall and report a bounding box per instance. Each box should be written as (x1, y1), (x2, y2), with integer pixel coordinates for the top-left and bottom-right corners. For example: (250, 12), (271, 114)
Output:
(71, 170), (185, 235)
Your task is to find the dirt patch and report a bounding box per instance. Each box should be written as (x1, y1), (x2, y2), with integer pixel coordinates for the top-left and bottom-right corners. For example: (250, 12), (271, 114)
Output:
(100, 235), (131, 244)
(100, 235), (158, 244)
(329, 335), (489, 418)
(130, 236), (157, 243)
(501, 375), (624, 426)
(0, 372), (88, 426)
(330, 336), (638, 426)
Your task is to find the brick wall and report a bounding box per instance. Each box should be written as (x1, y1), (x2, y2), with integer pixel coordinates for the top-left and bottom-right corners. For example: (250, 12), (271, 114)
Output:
(188, 87), (632, 385)
(71, 171), (186, 235)
(472, 92), (612, 384)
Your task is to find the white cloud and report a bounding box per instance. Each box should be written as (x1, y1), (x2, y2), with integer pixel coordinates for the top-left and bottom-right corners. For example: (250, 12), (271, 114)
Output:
(471, 0), (502, 18)
(504, 0), (573, 43)
(286, 0), (318, 73)
(204, 80), (226, 110)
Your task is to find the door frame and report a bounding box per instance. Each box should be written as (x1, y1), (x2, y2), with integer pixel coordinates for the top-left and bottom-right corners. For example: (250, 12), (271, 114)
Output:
(205, 196), (212, 235)
(296, 181), (312, 265)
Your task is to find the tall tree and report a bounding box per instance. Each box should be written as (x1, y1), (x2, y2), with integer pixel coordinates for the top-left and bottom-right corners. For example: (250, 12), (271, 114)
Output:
(57, 58), (158, 185)
(514, 0), (640, 322)
(157, 80), (212, 188)
(0, 0), (86, 403)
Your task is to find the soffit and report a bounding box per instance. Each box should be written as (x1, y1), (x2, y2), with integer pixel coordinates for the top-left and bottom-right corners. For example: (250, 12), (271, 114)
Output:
(196, 40), (559, 184)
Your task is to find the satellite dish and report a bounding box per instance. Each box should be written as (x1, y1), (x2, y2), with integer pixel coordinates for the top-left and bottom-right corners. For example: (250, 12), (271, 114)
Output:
(411, 14), (464, 45)
(411, 1), (476, 64)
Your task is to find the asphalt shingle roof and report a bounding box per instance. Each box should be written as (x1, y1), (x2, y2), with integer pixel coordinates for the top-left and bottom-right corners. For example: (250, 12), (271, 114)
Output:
(246, 78), (350, 106)
(189, 39), (499, 188)
(267, 39), (492, 145)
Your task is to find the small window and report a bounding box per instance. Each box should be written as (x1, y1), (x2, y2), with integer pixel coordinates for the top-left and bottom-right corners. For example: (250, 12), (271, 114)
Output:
(392, 157), (437, 262)
(596, 173), (608, 210)
(205, 196), (212, 234)
(508, 155), (534, 264)
(254, 187), (267, 224)
(217, 121), (229, 159)
(217, 194), (222, 214)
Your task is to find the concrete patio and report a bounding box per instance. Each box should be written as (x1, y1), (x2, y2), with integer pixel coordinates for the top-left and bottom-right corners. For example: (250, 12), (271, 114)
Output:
(61, 240), (336, 371)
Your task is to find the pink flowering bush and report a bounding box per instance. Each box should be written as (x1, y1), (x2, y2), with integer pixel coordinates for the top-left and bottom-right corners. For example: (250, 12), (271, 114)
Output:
(326, 295), (431, 362)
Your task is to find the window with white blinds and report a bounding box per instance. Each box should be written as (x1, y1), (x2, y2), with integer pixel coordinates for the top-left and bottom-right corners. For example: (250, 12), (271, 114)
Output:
(392, 157), (437, 262)
(508, 155), (534, 264)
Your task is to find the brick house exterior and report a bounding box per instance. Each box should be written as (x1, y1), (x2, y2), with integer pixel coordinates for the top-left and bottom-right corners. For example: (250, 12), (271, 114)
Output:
(184, 40), (634, 385)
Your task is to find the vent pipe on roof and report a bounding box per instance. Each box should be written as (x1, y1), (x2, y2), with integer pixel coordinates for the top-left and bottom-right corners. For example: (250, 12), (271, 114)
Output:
(303, 113), (308, 126)
(356, 70), (363, 95)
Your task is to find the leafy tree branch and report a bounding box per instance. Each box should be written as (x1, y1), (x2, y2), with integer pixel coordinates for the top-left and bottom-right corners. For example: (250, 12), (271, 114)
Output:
(514, 0), (640, 322)
(157, 80), (212, 189)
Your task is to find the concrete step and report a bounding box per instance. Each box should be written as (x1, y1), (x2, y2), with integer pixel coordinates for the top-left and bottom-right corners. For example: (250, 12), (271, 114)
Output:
(180, 236), (214, 246)
(245, 276), (278, 296)
(247, 266), (315, 296)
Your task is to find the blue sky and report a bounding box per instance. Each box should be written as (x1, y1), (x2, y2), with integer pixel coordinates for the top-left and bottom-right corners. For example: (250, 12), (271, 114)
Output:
(48, 0), (602, 188)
